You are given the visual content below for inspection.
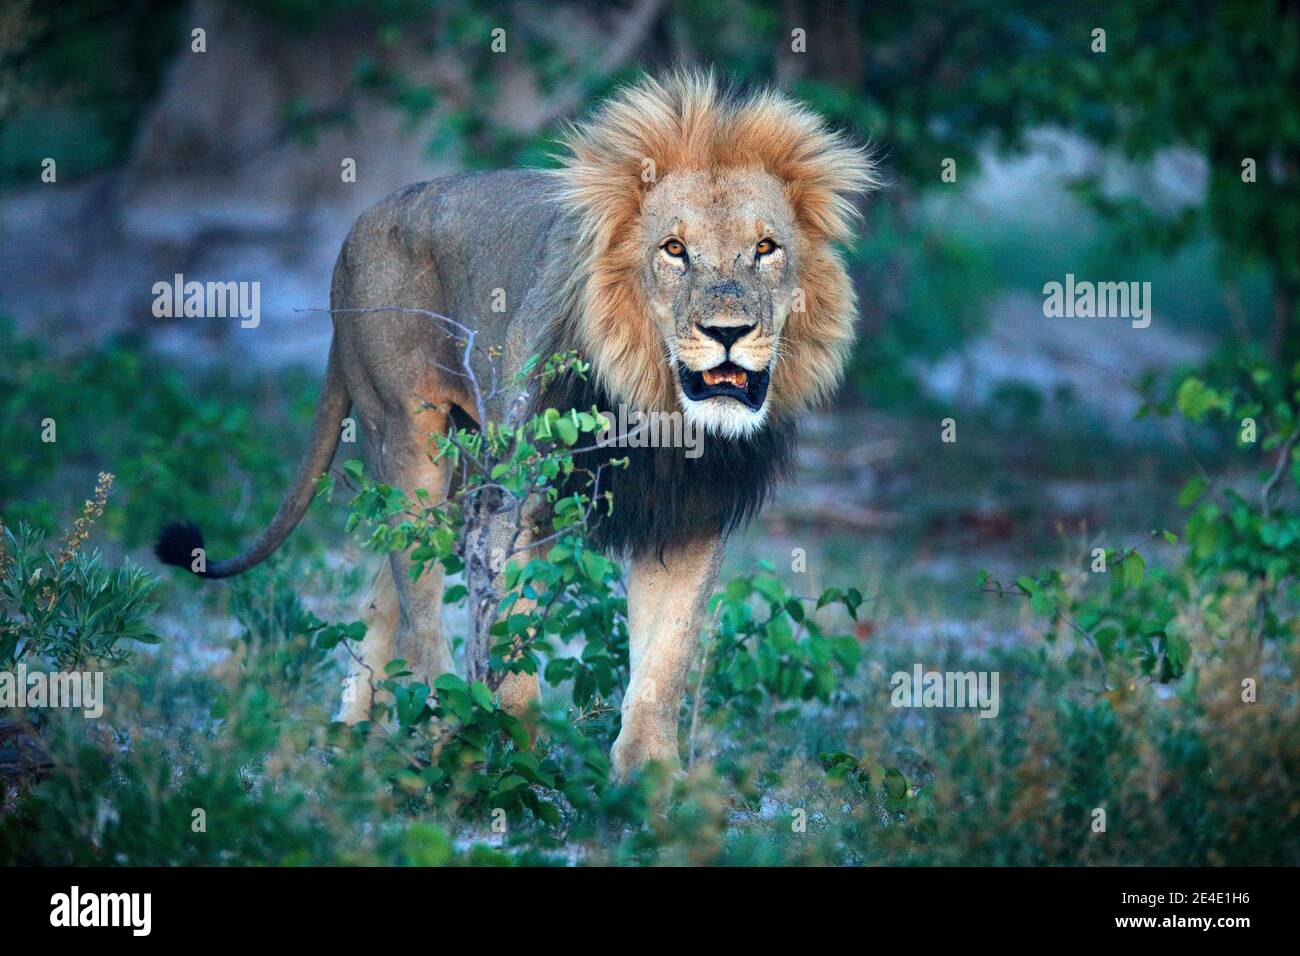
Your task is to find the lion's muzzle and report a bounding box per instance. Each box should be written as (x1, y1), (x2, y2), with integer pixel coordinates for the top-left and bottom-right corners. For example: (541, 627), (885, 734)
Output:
(677, 360), (770, 410)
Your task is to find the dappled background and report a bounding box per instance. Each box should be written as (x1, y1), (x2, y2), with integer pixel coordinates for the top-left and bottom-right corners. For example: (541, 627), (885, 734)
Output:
(1, 0), (1298, 864)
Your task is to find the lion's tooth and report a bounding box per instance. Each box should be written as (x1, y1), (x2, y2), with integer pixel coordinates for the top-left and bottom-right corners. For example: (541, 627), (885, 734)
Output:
(701, 367), (748, 388)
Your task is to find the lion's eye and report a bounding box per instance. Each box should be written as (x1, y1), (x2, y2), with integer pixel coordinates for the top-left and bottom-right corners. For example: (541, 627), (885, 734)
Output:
(755, 238), (778, 258)
(662, 238), (687, 260)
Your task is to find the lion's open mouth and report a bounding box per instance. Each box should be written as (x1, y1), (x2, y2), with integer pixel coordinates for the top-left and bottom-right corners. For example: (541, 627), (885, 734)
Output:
(677, 360), (770, 410)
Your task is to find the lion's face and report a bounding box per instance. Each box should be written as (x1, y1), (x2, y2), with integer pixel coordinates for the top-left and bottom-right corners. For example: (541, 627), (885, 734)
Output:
(555, 71), (877, 441)
(641, 168), (797, 438)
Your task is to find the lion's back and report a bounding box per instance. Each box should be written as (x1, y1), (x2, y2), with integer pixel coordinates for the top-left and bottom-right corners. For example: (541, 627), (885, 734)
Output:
(334, 168), (560, 312)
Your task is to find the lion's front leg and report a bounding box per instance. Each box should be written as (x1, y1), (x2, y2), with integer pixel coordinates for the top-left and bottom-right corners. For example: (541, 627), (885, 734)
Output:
(611, 534), (723, 780)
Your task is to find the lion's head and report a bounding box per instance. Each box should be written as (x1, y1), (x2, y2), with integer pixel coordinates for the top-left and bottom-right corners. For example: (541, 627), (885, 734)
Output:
(552, 70), (877, 439)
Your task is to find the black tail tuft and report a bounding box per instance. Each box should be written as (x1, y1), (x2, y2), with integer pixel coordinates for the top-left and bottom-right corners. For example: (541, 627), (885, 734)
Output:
(154, 521), (207, 575)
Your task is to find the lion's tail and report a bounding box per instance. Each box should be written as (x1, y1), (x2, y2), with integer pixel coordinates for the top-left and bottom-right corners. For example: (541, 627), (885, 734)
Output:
(154, 341), (350, 579)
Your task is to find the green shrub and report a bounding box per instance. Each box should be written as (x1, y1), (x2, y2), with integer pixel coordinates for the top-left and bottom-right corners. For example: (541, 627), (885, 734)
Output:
(982, 351), (1300, 686)
(0, 474), (160, 672)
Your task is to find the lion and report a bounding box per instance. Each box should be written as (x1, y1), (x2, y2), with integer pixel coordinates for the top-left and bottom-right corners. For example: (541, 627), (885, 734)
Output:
(155, 71), (876, 779)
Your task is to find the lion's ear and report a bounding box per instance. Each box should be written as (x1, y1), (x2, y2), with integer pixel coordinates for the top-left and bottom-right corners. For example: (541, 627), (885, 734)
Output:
(725, 91), (879, 245)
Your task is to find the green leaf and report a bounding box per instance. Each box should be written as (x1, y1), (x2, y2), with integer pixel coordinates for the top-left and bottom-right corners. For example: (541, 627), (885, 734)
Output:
(1166, 632), (1191, 671)
(403, 824), (454, 866)
(753, 576), (786, 605)
(470, 680), (494, 711)
(554, 417), (578, 446)
(1030, 589), (1056, 618)
(581, 550), (606, 582)
(433, 673), (469, 694)
(496, 774), (529, 793)
(725, 577), (754, 602)
(816, 587), (842, 609)
(1122, 552), (1146, 589)
(883, 767), (909, 800)
(1177, 476), (1208, 508)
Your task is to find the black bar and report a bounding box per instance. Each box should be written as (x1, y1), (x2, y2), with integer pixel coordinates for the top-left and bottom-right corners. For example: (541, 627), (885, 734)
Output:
(9, 866), (1289, 941)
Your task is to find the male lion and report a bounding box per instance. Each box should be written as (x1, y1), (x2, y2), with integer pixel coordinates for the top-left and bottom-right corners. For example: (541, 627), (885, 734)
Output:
(156, 71), (875, 779)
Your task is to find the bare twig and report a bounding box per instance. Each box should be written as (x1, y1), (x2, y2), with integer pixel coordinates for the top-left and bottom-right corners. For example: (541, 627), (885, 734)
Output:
(305, 303), (626, 687)
(1261, 428), (1299, 520)
(523, 0), (667, 134)
(686, 607), (720, 768)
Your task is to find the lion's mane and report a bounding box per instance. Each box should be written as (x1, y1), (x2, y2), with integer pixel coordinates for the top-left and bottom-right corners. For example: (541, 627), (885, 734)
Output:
(534, 71), (877, 556)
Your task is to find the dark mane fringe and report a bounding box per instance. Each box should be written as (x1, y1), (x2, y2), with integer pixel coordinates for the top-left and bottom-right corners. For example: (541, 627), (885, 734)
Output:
(533, 370), (797, 559)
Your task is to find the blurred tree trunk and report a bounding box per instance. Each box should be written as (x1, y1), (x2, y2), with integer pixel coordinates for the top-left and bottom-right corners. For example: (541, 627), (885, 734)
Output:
(1271, 278), (1299, 369)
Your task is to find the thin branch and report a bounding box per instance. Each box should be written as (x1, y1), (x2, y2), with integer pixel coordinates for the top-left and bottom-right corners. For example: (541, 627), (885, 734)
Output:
(1261, 428), (1299, 520)
(523, 0), (667, 134)
(686, 607), (720, 768)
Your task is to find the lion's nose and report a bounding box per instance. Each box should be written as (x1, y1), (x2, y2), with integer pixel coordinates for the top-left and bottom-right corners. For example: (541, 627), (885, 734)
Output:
(697, 323), (755, 350)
